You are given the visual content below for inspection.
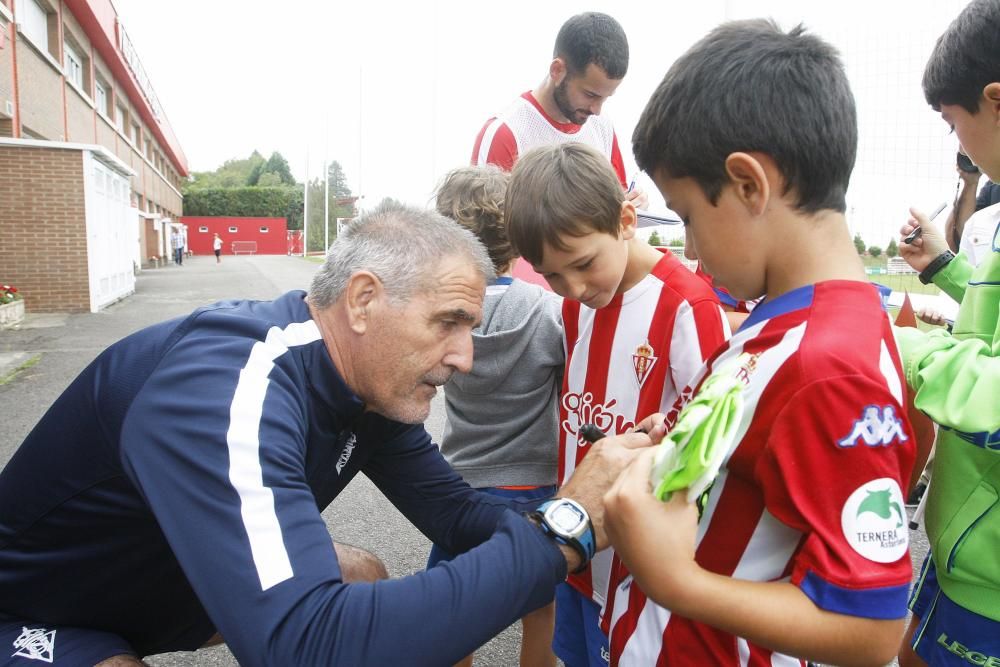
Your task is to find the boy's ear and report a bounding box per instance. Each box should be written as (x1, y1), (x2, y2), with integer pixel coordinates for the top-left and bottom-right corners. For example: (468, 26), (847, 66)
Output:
(984, 82), (1000, 122)
(344, 271), (382, 334)
(723, 152), (771, 216)
(619, 200), (638, 240)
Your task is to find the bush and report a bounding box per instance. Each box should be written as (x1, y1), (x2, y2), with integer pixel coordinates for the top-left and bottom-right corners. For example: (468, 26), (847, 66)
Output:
(868, 246), (882, 258)
(854, 233), (866, 255)
(648, 230), (662, 246)
(183, 186), (304, 229)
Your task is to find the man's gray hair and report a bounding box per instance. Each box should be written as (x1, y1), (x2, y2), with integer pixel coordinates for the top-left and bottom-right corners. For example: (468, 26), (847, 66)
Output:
(309, 201), (495, 307)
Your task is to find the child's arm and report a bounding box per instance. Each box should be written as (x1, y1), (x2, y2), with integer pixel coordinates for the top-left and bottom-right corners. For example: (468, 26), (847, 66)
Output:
(605, 449), (904, 667)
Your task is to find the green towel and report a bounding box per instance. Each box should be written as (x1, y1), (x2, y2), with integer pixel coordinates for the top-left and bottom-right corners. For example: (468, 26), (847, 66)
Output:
(650, 353), (748, 502)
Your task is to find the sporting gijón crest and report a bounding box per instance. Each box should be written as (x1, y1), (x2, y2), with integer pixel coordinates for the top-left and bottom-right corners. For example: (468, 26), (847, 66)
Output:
(632, 339), (658, 388)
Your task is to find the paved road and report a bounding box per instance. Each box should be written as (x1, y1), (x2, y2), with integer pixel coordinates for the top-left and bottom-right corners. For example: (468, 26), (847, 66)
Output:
(0, 254), (926, 666)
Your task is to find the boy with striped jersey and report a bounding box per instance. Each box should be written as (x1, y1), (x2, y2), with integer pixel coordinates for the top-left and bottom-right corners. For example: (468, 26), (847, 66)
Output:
(505, 142), (729, 666)
(602, 19), (917, 667)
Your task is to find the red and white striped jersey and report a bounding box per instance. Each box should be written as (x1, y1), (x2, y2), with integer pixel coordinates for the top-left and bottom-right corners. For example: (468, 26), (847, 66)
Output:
(561, 252), (728, 607)
(472, 91), (627, 187)
(603, 281), (917, 666)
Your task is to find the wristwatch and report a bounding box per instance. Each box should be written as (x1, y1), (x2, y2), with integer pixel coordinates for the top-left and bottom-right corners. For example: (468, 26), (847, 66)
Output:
(530, 498), (596, 574)
(918, 250), (955, 285)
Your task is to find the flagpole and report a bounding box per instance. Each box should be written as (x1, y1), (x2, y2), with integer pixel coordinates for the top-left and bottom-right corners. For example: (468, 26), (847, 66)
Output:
(303, 148), (309, 257)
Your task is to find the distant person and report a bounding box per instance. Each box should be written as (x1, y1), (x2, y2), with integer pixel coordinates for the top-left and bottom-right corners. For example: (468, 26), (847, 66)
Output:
(942, 151), (1000, 251)
(602, 18), (917, 666)
(472, 11), (647, 211)
(428, 165), (564, 667)
(171, 228), (184, 266)
(213, 233), (223, 264)
(505, 143), (728, 667)
(894, 1), (1000, 663)
(0, 203), (650, 666)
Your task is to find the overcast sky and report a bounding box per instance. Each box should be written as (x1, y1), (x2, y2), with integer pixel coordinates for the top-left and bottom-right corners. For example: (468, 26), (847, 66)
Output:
(111, 0), (973, 243)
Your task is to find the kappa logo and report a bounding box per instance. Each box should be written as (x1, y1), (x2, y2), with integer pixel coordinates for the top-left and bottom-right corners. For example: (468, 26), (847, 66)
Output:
(841, 478), (908, 563)
(838, 405), (908, 448)
(12, 626), (56, 663)
(631, 339), (658, 388)
(335, 432), (357, 475)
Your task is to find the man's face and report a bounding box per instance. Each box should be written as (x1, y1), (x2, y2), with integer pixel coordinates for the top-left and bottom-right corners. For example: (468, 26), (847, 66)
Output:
(361, 255), (484, 424)
(940, 100), (1000, 181)
(552, 63), (622, 125)
(532, 227), (629, 309)
(653, 171), (766, 301)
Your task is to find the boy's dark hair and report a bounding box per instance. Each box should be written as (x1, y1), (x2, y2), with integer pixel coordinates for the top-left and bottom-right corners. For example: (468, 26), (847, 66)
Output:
(923, 0), (1000, 113)
(506, 143), (624, 266)
(632, 19), (857, 214)
(554, 12), (629, 80)
(435, 165), (515, 274)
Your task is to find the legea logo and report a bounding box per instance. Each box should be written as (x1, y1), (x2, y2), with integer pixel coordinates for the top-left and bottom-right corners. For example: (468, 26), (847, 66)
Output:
(840, 478), (908, 563)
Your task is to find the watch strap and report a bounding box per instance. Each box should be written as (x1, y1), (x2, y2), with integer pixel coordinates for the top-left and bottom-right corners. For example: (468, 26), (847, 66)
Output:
(918, 250), (955, 285)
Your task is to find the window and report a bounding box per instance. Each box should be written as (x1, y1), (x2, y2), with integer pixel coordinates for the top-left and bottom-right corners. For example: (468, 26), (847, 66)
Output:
(116, 103), (126, 133)
(228, 226), (238, 233)
(199, 226), (208, 233)
(63, 40), (82, 88)
(259, 226), (269, 233)
(21, 0), (49, 53)
(94, 79), (108, 115)
(131, 122), (139, 146)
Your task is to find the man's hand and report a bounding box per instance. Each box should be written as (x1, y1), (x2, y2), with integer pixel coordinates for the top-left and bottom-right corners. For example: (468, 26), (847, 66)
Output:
(899, 207), (950, 272)
(559, 431), (654, 552)
(603, 447), (702, 608)
(626, 186), (650, 211)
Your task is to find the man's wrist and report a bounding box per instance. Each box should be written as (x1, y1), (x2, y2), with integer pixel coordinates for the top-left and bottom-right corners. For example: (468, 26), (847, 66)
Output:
(525, 513), (584, 574)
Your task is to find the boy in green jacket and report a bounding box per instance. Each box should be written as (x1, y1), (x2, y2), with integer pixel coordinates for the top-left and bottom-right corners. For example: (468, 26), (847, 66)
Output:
(896, 1), (1000, 664)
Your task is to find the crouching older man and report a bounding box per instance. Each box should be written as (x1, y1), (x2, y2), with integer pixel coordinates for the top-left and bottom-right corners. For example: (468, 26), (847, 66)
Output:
(0, 202), (648, 666)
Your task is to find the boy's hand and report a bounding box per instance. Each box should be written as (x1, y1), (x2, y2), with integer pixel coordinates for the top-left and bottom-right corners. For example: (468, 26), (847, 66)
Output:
(634, 412), (669, 443)
(626, 186), (650, 211)
(916, 306), (948, 327)
(560, 431), (654, 551)
(899, 207), (949, 272)
(603, 448), (702, 605)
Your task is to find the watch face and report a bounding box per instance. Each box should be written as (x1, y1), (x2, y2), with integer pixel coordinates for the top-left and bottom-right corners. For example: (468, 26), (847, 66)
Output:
(549, 503), (585, 533)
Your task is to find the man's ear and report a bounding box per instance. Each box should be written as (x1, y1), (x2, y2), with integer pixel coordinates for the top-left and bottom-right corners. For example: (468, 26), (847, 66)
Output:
(549, 57), (568, 86)
(723, 152), (771, 216)
(619, 200), (638, 240)
(344, 271), (381, 334)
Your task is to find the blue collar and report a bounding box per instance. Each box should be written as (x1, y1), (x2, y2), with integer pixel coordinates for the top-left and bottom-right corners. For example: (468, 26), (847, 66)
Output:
(740, 284), (815, 331)
(491, 276), (514, 286)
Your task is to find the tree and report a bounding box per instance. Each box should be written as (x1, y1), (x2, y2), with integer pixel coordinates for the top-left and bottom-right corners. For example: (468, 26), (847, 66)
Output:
(648, 230), (662, 246)
(853, 233), (866, 255)
(886, 238), (899, 258)
(868, 245), (882, 258)
(668, 237), (684, 247)
(263, 152), (296, 186)
(246, 160), (264, 186)
(327, 161), (352, 197)
(185, 151), (266, 191)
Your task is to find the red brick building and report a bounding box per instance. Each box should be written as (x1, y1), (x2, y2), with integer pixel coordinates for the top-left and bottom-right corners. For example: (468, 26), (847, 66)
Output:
(0, 0), (187, 312)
